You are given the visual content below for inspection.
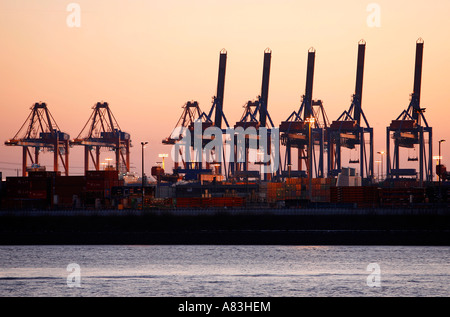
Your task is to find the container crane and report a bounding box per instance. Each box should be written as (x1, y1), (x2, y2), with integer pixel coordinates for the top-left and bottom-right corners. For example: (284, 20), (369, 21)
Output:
(386, 38), (432, 185)
(162, 100), (204, 149)
(5, 102), (70, 176)
(279, 48), (329, 180)
(162, 49), (230, 179)
(195, 49), (230, 175)
(327, 40), (374, 183)
(231, 48), (276, 181)
(71, 102), (131, 174)
(162, 100), (208, 172)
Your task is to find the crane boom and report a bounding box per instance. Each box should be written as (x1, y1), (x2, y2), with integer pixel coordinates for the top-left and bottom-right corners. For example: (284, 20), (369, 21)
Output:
(353, 41), (366, 126)
(412, 39), (424, 121)
(214, 50), (227, 129)
(259, 49), (271, 127)
(303, 49), (315, 120)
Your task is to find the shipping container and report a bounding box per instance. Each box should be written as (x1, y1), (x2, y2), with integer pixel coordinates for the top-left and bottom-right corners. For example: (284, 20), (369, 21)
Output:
(390, 120), (417, 130)
(29, 190), (47, 199)
(330, 186), (379, 207)
(28, 171), (61, 178)
(86, 170), (119, 180)
(175, 197), (245, 208)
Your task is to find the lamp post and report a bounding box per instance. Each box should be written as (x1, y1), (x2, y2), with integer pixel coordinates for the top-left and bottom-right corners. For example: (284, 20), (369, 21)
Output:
(105, 158), (112, 170)
(305, 116), (315, 201)
(377, 151), (385, 181)
(438, 140), (445, 180)
(439, 140), (446, 198)
(375, 160), (381, 182)
(141, 142), (148, 209)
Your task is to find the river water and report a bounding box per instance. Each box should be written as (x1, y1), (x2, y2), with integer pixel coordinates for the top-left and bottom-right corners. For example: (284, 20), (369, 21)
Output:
(0, 245), (448, 297)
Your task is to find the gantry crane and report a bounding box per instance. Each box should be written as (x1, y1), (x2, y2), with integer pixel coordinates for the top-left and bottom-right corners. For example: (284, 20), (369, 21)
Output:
(386, 38), (432, 185)
(327, 40), (374, 183)
(163, 49), (230, 177)
(231, 48), (276, 181)
(5, 102), (70, 176)
(163, 100), (207, 171)
(279, 48), (329, 179)
(162, 100), (204, 148)
(71, 102), (131, 174)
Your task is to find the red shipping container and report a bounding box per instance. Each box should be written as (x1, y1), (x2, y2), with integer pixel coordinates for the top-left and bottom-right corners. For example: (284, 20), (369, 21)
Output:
(29, 179), (48, 191)
(29, 190), (47, 199)
(86, 170), (118, 180)
(280, 121), (305, 132)
(390, 120), (416, 130)
(330, 120), (356, 131)
(86, 179), (107, 191)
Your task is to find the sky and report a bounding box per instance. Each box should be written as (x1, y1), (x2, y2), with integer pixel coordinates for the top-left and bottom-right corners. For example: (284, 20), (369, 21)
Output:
(0, 0), (449, 179)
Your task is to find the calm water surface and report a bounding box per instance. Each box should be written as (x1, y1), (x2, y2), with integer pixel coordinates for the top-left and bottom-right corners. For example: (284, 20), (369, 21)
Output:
(0, 245), (448, 297)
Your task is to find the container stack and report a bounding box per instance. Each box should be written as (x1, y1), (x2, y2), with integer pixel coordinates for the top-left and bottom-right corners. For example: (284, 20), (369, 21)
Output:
(4, 172), (61, 209)
(383, 178), (420, 188)
(285, 178), (303, 200)
(258, 182), (268, 202)
(85, 170), (124, 207)
(266, 178), (334, 203)
(86, 170), (122, 191)
(54, 176), (86, 208)
(309, 178), (333, 203)
(28, 171), (56, 200)
(330, 186), (379, 208)
(175, 197), (245, 208)
(266, 182), (284, 202)
(6, 177), (31, 200)
(379, 187), (425, 207)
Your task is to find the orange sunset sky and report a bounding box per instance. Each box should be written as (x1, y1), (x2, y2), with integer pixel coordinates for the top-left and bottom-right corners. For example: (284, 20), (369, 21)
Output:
(0, 0), (449, 179)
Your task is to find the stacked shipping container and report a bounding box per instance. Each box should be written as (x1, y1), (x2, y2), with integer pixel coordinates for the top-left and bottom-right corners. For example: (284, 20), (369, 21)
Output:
(0, 171), (442, 210)
(55, 175), (86, 207)
(85, 170), (124, 207)
(3, 170), (124, 209)
(379, 187), (425, 207)
(330, 186), (379, 208)
(175, 197), (245, 208)
(266, 178), (334, 203)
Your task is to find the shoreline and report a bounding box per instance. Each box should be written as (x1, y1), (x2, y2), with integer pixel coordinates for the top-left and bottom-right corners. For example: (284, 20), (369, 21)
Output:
(0, 209), (449, 246)
(0, 230), (448, 246)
